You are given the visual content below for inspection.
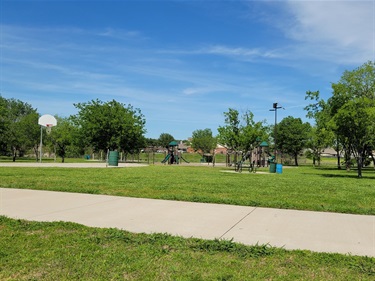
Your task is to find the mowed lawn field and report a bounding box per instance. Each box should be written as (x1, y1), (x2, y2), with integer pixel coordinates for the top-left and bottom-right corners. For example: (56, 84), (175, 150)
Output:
(1, 216), (374, 281)
(1, 164), (374, 215)
(1, 163), (375, 280)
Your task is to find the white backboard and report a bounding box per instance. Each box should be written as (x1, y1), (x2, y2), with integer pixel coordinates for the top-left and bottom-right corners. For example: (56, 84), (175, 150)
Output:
(38, 114), (57, 127)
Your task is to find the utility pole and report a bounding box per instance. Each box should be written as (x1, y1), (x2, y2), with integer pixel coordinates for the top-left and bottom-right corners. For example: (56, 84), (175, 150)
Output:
(269, 102), (282, 163)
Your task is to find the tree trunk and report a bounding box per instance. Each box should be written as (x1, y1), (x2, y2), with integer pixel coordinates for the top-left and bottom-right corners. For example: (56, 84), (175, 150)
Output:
(294, 153), (299, 166)
(335, 142), (341, 170)
(12, 147), (17, 162)
(33, 146), (39, 162)
(357, 156), (363, 178)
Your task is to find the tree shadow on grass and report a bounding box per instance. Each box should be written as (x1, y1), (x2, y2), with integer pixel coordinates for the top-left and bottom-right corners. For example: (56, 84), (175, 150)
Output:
(320, 173), (375, 179)
(302, 167), (375, 179)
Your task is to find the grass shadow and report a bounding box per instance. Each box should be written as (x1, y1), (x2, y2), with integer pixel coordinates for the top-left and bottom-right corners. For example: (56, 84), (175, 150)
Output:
(302, 166), (375, 179)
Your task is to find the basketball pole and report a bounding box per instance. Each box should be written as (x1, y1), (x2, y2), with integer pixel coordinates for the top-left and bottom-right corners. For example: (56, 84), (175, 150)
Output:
(40, 125), (43, 163)
(38, 115), (57, 164)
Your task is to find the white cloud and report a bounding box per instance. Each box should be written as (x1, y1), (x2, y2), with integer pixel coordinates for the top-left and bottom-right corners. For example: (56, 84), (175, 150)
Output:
(282, 0), (375, 64)
(96, 28), (146, 41)
(159, 45), (282, 61)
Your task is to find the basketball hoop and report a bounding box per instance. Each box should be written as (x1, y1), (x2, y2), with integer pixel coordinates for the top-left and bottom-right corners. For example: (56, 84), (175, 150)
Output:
(38, 114), (57, 163)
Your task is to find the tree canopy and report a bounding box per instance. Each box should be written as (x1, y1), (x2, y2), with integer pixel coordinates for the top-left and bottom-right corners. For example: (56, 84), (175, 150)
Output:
(73, 99), (146, 153)
(47, 116), (81, 162)
(217, 108), (267, 159)
(158, 133), (175, 148)
(277, 116), (311, 166)
(304, 61), (375, 176)
(191, 128), (217, 156)
(0, 96), (39, 161)
(304, 91), (334, 166)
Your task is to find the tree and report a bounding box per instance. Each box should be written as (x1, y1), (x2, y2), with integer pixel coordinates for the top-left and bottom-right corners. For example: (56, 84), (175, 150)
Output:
(217, 108), (240, 152)
(158, 133), (175, 148)
(191, 128), (217, 156)
(331, 98), (375, 177)
(304, 90), (334, 166)
(277, 116), (311, 166)
(1, 97), (39, 161)
(217, 108), (267, 164)
(306, 125), (334, 167)
(73, 99), (146, 155)
(19, 112), (40, 161)
(145, 138), (158, 148)
(240, 110), (267, 152)
(0, 96), (10, 155)
(48, 116), (80, 163)
(328, 61), (375, 177)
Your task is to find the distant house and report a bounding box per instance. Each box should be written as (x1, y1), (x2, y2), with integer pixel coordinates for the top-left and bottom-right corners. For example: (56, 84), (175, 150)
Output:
(177, 141), (188, 152)
(187, 144), (228, 154)
(214, 144), (227, 154)
(321, 148), (340, 157)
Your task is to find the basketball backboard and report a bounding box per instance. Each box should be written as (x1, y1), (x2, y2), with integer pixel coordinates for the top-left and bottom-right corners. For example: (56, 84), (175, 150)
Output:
(38, 114), (57, 127)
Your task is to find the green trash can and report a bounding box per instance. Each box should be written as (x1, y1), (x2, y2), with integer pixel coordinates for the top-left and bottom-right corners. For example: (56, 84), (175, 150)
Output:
(108, 151), (119, 166)
(269, 162), (276, 173)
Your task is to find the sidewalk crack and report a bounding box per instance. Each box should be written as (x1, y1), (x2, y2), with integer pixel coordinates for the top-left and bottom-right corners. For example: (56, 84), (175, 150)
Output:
(219, 207), (257, 239)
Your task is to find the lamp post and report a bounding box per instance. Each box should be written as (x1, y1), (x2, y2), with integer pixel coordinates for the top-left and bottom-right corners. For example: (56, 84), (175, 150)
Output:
(269, 102), (282, 163)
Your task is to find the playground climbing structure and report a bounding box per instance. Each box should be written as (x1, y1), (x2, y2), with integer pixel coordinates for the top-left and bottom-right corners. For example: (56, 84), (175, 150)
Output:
(161, 141), (190, 164)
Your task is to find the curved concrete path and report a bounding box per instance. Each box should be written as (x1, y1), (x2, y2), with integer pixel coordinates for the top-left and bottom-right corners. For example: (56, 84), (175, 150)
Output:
(1, 187), (374, 257)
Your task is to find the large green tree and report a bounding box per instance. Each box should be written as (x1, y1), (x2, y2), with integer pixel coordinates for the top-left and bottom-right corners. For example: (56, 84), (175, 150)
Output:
(328, 61), (375, 177)
(20, 112), (40, 161)
(331, 98), (375, 177)
(73, 99), (146, 154)
(277, 116), (311, 166)
(1, 97), (39, 161)
(158, 133), (175, 148)
(191, 128), (217, 156)
(217, 108), (267, 163)
(47, 116), (80, 163)
(217, 108), (240, 152)
(304, 91), (334, 166)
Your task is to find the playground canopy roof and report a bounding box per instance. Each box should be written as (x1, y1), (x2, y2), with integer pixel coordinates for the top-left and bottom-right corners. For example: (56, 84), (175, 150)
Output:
(169, 141), (179, 146)
(260, 141), (269, 147)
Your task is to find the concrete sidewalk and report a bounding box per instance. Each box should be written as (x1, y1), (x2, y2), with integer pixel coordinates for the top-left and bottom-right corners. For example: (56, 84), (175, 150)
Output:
(1, 187), (374, 257)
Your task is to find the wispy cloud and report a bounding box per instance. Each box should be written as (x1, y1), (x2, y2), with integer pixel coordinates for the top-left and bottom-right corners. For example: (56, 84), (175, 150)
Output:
(96, 28), (147, 41)
(158, 45), (283, 61)
(280, 0), (374, 64)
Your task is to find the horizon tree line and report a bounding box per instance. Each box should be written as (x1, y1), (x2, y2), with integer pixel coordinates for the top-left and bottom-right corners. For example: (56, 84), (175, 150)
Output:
(1, 61), (374, 177)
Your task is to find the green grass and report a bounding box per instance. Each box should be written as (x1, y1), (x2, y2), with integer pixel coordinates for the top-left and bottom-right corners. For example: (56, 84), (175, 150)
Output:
(1, 165), (374, 215)
(1, 216), (374, 280)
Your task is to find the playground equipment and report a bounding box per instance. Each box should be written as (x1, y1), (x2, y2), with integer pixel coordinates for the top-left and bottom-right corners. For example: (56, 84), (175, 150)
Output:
(233, 140), (275, 173)
(234, 151), (255, 173)
(161, 141), (190, 164)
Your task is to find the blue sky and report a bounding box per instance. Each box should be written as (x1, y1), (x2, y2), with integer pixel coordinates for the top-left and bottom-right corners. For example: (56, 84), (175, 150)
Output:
(1, 0), (374, 140)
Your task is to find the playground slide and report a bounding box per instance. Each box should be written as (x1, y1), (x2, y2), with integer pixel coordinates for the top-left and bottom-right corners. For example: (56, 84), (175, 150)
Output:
(161, 154), (170, 163)
(179, 155), (190, 163)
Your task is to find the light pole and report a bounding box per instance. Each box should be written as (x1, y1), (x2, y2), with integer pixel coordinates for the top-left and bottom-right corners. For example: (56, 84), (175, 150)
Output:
(269, 102), (282, 163)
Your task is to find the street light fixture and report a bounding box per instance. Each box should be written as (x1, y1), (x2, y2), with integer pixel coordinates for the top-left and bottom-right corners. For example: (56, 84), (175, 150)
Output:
(269, 102), (282, 163)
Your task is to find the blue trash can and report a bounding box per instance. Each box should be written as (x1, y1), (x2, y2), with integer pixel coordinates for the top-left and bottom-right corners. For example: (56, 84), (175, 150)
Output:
(276, 164), (283, 174)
